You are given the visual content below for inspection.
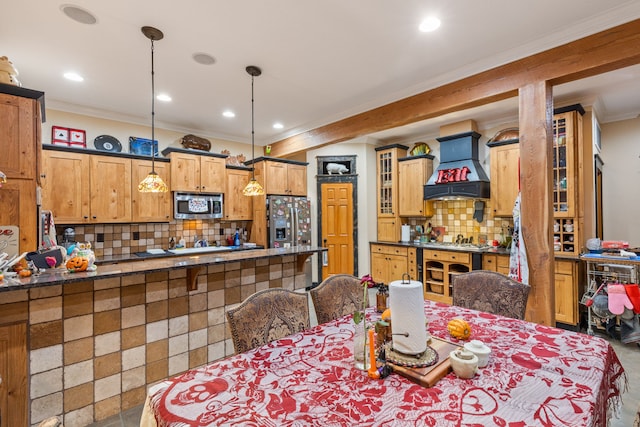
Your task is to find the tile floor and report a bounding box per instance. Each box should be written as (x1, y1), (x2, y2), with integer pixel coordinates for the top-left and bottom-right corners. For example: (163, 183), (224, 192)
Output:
(88, 295), (639, 427)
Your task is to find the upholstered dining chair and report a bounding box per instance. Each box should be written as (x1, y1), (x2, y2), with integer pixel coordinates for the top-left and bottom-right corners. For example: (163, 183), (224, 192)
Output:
(226, 288), (310, 354)
(452, 270), (531, 320)
(310, 274), (363, 325)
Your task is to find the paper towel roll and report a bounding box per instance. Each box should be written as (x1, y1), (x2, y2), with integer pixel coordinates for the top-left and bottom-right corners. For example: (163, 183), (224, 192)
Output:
(401, 225), (411, 243)
(389, 279), (427, 355)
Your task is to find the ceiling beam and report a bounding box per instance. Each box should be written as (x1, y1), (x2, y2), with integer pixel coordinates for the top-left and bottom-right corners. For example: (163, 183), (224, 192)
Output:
(269, 18), (640, 157)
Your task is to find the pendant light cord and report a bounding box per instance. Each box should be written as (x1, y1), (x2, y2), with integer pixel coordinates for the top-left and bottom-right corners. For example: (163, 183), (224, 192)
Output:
(150, 38), (156, 173)
(251, 73), (256, 180)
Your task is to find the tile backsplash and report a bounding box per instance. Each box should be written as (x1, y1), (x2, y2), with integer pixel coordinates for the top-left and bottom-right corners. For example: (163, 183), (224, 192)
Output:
(62, 220), (251, 257)
(404, 199), (514, 245)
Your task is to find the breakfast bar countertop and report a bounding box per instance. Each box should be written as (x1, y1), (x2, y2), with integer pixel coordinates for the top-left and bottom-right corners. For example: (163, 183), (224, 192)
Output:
(0, 246), (325, 292)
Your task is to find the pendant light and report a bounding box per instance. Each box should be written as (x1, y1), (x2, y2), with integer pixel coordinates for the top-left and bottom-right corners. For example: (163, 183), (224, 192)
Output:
(242, 65), (265, 196)
(138, 26), (169, 193)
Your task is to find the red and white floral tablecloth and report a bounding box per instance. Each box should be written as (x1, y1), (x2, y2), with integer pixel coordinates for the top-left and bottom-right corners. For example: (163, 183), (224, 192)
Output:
(145, 300), (626, 426)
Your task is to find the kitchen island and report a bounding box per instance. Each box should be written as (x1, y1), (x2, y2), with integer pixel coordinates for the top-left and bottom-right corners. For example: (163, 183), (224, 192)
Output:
(0, 246), (325, 426)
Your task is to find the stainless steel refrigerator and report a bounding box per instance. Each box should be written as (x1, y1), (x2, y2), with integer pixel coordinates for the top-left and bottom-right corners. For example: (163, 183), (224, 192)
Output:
(267, 195), (312, 248)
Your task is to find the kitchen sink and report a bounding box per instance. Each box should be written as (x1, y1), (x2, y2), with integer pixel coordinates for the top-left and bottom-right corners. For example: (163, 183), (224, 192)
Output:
(168, 246), (236, 255)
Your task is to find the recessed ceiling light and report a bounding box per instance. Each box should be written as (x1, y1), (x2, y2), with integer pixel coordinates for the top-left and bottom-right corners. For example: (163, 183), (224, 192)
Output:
(60, 4), (97, 25)
(223, 110), (235, 118)
(273, 122), (284, 129)
(64, 72), (84, 82)
(419, 16), (441, 32)
(193, 53), (216, 65)
(157, 94), (172, 102)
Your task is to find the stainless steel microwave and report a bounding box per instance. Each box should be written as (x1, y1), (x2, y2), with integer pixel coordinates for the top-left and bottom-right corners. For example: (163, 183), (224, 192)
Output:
(174, 193), (223, 219)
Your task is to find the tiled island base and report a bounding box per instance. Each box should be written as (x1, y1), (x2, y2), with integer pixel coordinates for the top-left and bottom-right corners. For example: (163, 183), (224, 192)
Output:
(0, 255), (309, 427)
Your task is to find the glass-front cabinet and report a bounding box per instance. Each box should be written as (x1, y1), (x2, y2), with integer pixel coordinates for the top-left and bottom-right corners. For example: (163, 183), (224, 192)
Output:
(552, 112), (576, 218)
(375, 144), (408, 242)
(552, 107), (583, 256)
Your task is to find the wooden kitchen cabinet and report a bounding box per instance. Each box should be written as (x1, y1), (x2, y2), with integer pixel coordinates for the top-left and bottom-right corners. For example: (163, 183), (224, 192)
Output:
(554, 259), (582, 326)
(482, 253), (582, 327)
(89, 155), (132, 222)
(375, 144), (408, 242)
(0, 179), (37, 252)
(166, 149), (226, 193)
(42, 150), (91, 223)
(482, 253), (510, 275)
(423, 249), (472, 304)
(131, 159), (172, 222)
(43, 148), (170, 224)
(398, 155), (435, 217)
(552, 107), (584, 256)
(487, 106), (586, 257)
(0, 87), (43, 254)
(0, 92), (38, 180)
(225, 167), (253, 220)
(250, 158), (308, 196)
(488, 139), (519, 217)
(370, 243), (411, 285)
(0, 322), (27, 427)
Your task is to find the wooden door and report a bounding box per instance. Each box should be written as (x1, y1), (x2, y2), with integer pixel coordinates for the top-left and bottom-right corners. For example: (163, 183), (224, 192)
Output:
(225, 168), (252, 220)
(0, 322), (27, 427)
(90, 156), (132, 222)
(131, 159), (172, 222)
(200, 156), (226, 194)
(321, 183), (354, 279)
(0, 94), (36, 180)
(170, 152), (201, 192)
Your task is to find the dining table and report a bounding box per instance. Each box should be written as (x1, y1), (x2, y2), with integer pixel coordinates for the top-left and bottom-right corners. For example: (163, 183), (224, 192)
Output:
(142, 300), (626, 426)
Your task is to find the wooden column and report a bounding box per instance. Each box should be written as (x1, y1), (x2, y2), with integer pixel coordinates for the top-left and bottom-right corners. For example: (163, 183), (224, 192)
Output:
(519, 81), (554, 325)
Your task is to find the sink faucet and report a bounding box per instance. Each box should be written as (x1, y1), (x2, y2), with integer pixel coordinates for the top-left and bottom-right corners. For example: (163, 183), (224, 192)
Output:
(194, 236), (209, 248)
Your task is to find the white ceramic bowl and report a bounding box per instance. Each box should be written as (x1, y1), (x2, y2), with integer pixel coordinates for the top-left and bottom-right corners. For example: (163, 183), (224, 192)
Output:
(449, 349), (478, 379)
(464, 340), (491, 368)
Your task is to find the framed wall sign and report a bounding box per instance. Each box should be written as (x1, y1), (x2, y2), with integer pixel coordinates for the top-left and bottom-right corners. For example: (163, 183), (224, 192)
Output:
(69, 129), (86, 144)
(129, 136), (159, 156)
(52, 126), (87, 148)
(52, 126), (70, 145)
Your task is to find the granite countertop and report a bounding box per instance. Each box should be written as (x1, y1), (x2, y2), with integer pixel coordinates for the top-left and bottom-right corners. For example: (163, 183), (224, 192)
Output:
(0, 246), (325, 292)
(95, 244), (265, 265)
(371, 240), (509, 254)
(370, 240), (580, 259)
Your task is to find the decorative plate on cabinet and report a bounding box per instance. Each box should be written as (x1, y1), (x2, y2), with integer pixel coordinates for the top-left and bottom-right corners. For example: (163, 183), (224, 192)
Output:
(94, 135), (122, 152)
(410, 142), (431, 156)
